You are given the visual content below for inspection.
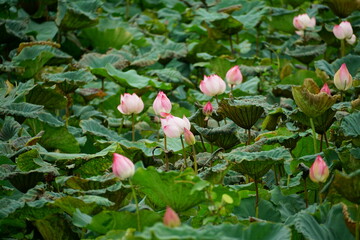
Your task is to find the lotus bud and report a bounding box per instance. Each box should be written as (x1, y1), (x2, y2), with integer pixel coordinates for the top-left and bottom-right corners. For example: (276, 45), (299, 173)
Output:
(203, 101), (213, 118)
(184, 128), (196, 145)
(309, 155), (330, 183)
(346, 34), (356, 45)
(333, 21), (353, 40)
(320, 83), (331, 95)
(293, 14), (316, 30)
(226, 65), (243, 86)
(199, 74), (226, 97)
(334, 63), (353, 91)
(117, 93), (144, 115)
(163, 206), (181, 228)
(112, 153), (135, 180)
(153, 91), (172, 116)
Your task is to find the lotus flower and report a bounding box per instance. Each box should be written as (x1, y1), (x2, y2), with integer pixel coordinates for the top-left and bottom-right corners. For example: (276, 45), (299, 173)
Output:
(320, 83), (331, 95)
(334, 63), (353, 91)
(161, 114), (191, 138)
(184, 128), (196, 145)
(333, 21), (353, 40)
(117, 93), (144, 115)
(226, 65), (243, 86)
(112, 153), (135, 180)
(199, 74), (226, 97)
(309, 155), (329, 183)
(293, 14), (316, 30)
(203, 101), (213, 120)
(153, 91), (172, 116)
(163, 206), (181, 227)
(346, 34), (356, 45)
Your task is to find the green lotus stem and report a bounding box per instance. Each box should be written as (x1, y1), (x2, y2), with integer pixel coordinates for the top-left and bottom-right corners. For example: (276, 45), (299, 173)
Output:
(229, 34), (234, 54)
(356, 204), (359, 240)
(319, 182), (323, 204)
(118, 118), (124, 134)
(132, 113), (135, 142)
(324, 133), (330, 148)
(273, 166), (279, 185)
(180, 135), (188, 168)
(199, 134), (207, 152)
(164, 135), (169, 171)
(229, 85), (234, 99)
(287, 174), (290, 186)
(65, 94), (72, 127)
(126, 0), (130, 20)
(320, 134), (323, 152)
(247, 129), (251, 145)
(340, 90), (344, 102)
(341, 39), (345, 58)
(254, 179), (259, 218)
(304, 178), (308, 208)
(215, 95), (227, 124)
(192, 144), (198, 174)
(309, 118), (318, 153)
(129, 179), (141, 231)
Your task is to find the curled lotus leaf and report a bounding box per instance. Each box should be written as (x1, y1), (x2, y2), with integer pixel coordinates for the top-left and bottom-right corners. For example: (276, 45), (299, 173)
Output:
(219, 96), (269, 130)
(332, 169), (360, 204)
(194, 123), (241, 150)
(342, 204), (360, 237)
(291, 79), (338, 118)
(290, 108), (336, 134)
(323, 0), (360, 18)
(285, 44), (326, 64)
(224, 146), (292, 180)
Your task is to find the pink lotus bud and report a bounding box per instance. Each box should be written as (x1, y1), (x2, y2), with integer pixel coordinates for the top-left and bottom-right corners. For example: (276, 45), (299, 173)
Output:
(117, 93), (144, 115)
(199, 74), (226, 97)
(346, 34), (356, 45)
(153, 91), (172, 116)
(333, 21), (353, 40)
(309, 156), (329, 183)
(161, 115), (191, 138)
(320, 83), (331, 95)
(334, 63), (353, 91)
(112, 153), (135, 180)
(163, 206), (181, 228)
(203, 102), (213, 116)
(226, 65), (243, 86)
(293, 14), (316, 30)
(184, 128), (196, 145)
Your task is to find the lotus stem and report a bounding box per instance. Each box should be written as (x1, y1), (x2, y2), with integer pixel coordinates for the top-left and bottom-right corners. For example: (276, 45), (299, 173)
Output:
(229, 85), (234, 99)
(309, 118), (318, 153)
(340, 90), (344, 102)
(254, 179), (259, 218)
(320, 134), (323, 152)
(229, 34), (234, 54)
(126, 0), (130, 20)
(129, 179), (141, 231)
(341, 39), (345, 58)
(132, 113), (135, 142)
(180, 135), (188, 168)
(304, 178), (308, 208)
(199, 134), (207, 152)
(356, 204), (359, 240)
(65, 94), (72, 127)
(192, 145), (198, 174)
(118, 118), (124, 134)
(319, 182), (323, 205)
(247, 129), (251, 145)
(324, 133), (329, 148)
(164, 135), (169, 171)
(273, 166), (279, 185)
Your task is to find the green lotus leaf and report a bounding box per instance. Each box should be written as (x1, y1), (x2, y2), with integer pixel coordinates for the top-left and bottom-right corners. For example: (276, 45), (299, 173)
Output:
(323, 0), (360, 18)
(132, 167), (206, 212)
(332, 169), (360, 204)
(292, 82), (337, 118)
(315, 54), (360, 77)
(272, 84), (293, 98)
(267, 8), (297, 33)
(194, 123), (241, 149)
(219, 97), (267, 129)
(261, 108), (284, 131)
(224, 146), (292, 179)
(198, 162), (229, 184)
(340, 111), (360, 138)
(290, 108), (336, 134)
(80, 119), (123, 142)
(56, 0), (101, 31)
(79, 52), (130, 73)
(26, 85), (67, 110)
(212, 15), (243, 35)
(258, 127), (303, 150)
(342, 204), (360, 237)
(0, 116), (21, 141)
(285, 44), (326, 64)
(233, 1), (269, 29)
(42, 69), (96, 94)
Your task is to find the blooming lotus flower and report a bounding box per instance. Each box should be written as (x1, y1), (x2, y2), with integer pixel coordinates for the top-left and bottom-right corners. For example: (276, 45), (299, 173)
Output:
(153, 91), (172, 116)
(161, 114), (191, 138)
(309, 155), (329, 183)
(117, 93), (144, 115)
(163, 206), (181, 228)
(293, 13), (316, 30)
(334, 63), (353, 91)
(184, 128), (196, 145)
(199, 74), (226, 97)
(320, 83), (331, 95)
(226, 66), (243, 86)
(112, 153), (135, 180)
(333, 21), (353, 40)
